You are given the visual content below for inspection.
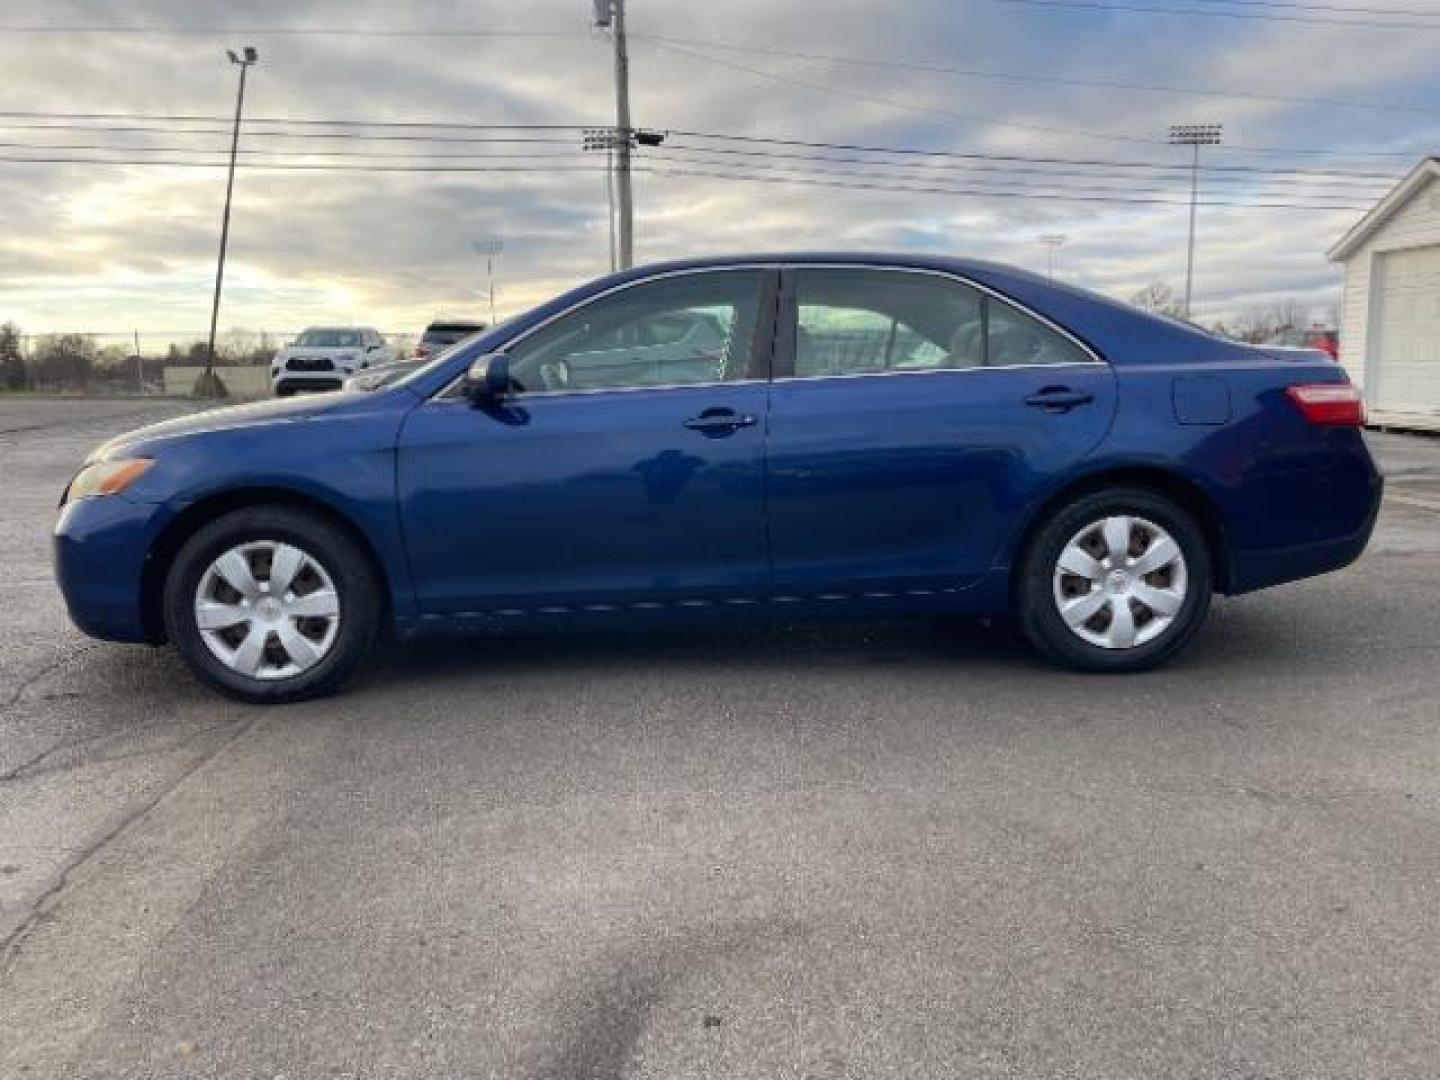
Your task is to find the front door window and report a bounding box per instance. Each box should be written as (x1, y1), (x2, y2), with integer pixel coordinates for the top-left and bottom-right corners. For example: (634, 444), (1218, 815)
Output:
(506, 270), (767, 392)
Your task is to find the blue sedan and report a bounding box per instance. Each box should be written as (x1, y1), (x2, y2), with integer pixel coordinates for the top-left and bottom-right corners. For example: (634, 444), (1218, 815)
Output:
(54, 254), (1381, 702)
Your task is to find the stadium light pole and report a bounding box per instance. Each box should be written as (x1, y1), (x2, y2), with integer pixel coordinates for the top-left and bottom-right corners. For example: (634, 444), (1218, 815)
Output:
(473, 238), (503, 324)
(1040, 234), (1067, 280)
(1169, 123), (1222, 320)
(202, 46), (259, 394)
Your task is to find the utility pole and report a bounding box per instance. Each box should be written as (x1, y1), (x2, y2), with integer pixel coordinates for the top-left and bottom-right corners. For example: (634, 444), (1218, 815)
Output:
(611, 0), (633, 269)
(1168, 123), (1222, 320)
(1040, 234), (1067, 280)
(202, 46), (258, 395)
(593, 0), (633, 267)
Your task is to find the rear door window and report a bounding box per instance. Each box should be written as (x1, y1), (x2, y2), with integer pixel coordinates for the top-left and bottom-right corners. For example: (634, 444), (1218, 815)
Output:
(986, 302), (1091, 367)
(787, 267), (1092, 377)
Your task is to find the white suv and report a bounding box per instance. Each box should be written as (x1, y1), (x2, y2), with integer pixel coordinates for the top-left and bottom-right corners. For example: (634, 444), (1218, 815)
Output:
(271, 328), (394, 396)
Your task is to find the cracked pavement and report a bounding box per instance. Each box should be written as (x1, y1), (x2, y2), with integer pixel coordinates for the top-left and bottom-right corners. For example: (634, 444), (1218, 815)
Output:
(1, 397), (1438, 1078)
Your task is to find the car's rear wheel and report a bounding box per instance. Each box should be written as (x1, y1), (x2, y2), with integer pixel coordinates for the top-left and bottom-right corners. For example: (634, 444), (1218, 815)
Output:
(162, 505), (382, 703)
(1015, 487), (1212, 672)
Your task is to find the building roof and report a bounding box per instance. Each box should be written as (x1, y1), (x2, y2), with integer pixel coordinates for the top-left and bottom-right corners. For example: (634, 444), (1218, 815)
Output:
(1327, 156), (1440, 263)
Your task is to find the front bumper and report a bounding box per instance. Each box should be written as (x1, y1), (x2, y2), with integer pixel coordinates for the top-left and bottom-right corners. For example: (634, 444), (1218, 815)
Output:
(274, 373), (347, 394)
(53, 495), (166, 643)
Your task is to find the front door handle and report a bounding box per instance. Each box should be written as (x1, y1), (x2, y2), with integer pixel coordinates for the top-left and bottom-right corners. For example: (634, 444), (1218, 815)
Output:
(1024, 386), (1095, 413)
(683, 408), (757, 435)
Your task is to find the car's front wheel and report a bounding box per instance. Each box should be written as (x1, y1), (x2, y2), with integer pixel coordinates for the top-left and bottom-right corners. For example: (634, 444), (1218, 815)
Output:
(1015, 487), (1212, 672)
(162, 505), (382, 703)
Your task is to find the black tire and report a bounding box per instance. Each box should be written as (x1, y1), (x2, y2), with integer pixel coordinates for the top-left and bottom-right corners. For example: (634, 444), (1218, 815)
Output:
(162, 505), (382, 703)
(1014, 487), (1212, 673)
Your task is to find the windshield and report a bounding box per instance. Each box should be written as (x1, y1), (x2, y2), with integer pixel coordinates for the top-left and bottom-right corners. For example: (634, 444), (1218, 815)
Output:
(295, 329), (364, 348)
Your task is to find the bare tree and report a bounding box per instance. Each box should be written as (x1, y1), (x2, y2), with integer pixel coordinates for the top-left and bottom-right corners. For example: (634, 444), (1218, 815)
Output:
(0, 323), (24, 390)
(1232, 307), (1279, 344)
(1267, 299), (1305, 333)
(30, 334), (97, 390)
(1130, 282), (1185, 319)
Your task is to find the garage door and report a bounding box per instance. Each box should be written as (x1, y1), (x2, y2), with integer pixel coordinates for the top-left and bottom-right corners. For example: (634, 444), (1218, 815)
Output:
(1375, 245), (1440, 417)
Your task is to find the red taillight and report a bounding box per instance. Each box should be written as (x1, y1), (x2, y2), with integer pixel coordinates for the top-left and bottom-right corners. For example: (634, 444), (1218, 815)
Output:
(1286, 383), (1365, 427)
(415, 345), (429, 360)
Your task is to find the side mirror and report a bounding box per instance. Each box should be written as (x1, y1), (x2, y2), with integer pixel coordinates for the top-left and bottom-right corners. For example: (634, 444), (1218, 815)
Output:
(462, 353), (511, 403)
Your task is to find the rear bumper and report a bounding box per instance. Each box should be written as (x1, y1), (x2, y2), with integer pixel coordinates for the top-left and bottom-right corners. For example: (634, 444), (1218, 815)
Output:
(1226, 449), (1383, 595)
(53, 495), (165, 643)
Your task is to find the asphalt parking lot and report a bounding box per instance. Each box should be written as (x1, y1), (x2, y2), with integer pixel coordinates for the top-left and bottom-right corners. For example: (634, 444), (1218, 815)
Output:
(1, 396), (1438, 1079)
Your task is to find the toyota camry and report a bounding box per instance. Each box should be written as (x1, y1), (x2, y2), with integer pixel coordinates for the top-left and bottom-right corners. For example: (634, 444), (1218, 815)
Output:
(54, 254), (1382, 702)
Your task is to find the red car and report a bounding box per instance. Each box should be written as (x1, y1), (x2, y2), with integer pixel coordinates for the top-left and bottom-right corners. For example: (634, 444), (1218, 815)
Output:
(1267, 326), (1339, 361)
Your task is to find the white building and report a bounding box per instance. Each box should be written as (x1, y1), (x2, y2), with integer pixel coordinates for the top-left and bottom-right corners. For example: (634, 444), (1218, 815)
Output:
(1328, 156), (1440, 430)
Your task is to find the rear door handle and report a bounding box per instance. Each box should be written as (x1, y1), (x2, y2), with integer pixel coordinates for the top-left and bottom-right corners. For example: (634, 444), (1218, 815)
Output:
(1024, 386), (1094, 412)
(683, 409), (757, 435)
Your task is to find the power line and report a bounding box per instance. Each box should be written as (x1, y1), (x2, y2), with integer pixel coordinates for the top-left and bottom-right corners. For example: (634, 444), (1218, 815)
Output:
(632, 32), (1440, 118)
(658, 141), (1393, 189)
(641, 150), (1379, 202)
(641, 164), (1373, 210)
(0, 110), (588, 130)
(0, 130), (1395, 189)
(664, 130), (1406, 179)
(0, 140), (589, 161)
(0, 151), (1373, 208)
(1190, 0), (1440, 14)
(0, 122), (588, 147)
(0, 25), (592, 38)
(5, 6), (1434, 30)
(989, 0), (1440, 30)
(0, 112), (1406, 179)
(0, 155), (612, 174)
(0, 135), (1385, 195)
(1, 23), (1433, 156)
(645, 39), (1434, 159)
(0, 107), (1427, 161)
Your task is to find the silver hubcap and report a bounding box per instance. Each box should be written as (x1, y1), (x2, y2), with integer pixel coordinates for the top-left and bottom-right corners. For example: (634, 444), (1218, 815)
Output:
(1052, 515), (1187, 650)
(193, 541), (340, 680)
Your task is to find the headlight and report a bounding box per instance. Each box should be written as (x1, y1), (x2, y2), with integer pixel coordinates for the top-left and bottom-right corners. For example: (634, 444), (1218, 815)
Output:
(63, 458), (153, 504)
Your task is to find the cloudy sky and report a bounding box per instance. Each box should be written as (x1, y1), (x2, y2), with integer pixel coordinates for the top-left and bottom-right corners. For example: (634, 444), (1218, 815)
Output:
(1, 0), (1437, 340)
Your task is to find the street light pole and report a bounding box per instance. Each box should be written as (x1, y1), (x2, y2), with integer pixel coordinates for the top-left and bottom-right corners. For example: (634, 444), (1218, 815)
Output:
(1168, 123), (1222, 320)
(202, 46), (258, 394)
